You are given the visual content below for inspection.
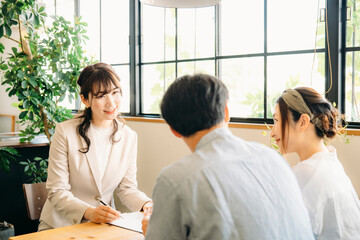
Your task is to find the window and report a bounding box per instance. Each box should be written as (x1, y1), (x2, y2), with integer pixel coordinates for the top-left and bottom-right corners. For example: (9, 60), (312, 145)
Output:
(345, 0), (360, 123)
(42, 0), (131, 113)
(40, 0), (78, 110)
(140, 6), (215, 114)
(80, 0), (130, 113)
(140, 0), (327, 123)
(53, 0), (359, 127)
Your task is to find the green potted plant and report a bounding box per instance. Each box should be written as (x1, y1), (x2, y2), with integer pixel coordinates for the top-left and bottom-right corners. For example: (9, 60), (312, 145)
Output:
(0, 0), (92, 144)
(0, 2), (91, 233)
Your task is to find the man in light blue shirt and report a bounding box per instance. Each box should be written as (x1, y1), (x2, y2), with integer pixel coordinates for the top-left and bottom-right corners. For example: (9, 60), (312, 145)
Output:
(142, 74), (314, 240)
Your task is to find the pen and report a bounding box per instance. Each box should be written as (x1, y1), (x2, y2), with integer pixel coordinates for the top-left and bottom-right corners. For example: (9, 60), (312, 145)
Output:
(97, 197), (109, 207)
(96, 197), (123, 218)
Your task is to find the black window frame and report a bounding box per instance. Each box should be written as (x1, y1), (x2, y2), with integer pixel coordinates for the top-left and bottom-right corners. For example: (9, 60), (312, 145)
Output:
(81, 0), (360, 129)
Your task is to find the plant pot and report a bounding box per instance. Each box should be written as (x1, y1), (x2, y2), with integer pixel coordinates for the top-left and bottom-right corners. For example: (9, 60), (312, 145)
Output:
(0, 222), (14, 240)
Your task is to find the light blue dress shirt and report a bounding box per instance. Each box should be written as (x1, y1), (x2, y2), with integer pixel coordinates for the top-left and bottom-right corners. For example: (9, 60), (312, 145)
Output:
(146, 127), (314, 240)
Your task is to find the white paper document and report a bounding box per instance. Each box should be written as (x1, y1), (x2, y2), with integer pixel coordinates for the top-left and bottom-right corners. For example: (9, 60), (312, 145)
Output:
(108, 211), (144, 233)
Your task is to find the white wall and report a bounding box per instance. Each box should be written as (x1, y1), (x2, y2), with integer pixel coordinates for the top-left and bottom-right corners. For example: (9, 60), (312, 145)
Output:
(126, 121), (360, 200)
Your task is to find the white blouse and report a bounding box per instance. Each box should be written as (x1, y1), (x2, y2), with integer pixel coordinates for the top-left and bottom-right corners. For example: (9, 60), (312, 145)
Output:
(293, 147), (360, 240)
(90, 124), (113, 180)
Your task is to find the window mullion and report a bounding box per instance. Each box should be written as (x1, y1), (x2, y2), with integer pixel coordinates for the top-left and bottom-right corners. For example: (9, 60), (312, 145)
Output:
(264, 0), (268, 120)
(129, 0), (140, 115)
(324, 0), (340, 107)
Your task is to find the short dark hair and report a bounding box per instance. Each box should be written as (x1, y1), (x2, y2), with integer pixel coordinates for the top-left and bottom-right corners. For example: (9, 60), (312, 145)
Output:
(160, 74), (229, 137)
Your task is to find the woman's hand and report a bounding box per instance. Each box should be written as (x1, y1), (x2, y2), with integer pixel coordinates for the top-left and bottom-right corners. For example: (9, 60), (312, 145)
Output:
(84, 205), (121, 223)
(142, 213), (150, 235)
(141, 201), (153, 235)
(142, 201), (153, 215)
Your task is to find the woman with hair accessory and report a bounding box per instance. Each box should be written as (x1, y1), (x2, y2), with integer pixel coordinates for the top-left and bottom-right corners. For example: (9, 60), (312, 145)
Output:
(271, 87), (360, 239)
(38, 63), (152, 230)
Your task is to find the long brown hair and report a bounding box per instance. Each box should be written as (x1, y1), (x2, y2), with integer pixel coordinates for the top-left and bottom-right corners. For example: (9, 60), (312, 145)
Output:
(77, 63), (124, 153)
(276, 87), (341, 151)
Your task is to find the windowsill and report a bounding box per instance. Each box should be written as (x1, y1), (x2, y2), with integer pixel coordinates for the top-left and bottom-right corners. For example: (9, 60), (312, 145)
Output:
(123, 116), (360, 136)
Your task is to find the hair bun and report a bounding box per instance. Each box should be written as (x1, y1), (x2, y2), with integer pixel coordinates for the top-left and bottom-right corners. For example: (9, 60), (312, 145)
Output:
(317, 107), (339, 139)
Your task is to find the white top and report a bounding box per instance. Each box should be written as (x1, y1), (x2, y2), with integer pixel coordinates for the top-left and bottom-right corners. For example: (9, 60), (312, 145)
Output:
(90, 123), (113, 180)
(293, 147), (360, 240)
(146, 128), (314, 240)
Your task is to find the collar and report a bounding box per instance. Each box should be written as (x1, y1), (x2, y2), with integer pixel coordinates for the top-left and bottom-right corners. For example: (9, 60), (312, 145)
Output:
(195, 127), (231, 151)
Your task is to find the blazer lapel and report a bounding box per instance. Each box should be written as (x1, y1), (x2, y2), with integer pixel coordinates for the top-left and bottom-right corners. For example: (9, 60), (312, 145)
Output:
(79, 125), (102, 194)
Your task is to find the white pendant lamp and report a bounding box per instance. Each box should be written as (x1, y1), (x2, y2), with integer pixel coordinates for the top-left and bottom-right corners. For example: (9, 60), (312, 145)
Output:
(140, 0), (221, 8)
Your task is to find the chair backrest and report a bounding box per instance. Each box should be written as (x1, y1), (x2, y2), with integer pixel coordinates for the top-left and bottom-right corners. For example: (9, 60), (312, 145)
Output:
(22, 182), (47, 220)
(0, 114), (15, 133)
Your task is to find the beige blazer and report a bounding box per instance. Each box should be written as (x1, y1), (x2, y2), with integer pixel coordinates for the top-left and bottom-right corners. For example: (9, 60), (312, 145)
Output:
(39, 118), (150, 229)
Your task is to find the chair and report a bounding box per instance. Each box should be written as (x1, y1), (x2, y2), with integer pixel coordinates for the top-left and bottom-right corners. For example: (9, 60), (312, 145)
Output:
(22, 182), (48, 220)
(0, 114), (15, 133)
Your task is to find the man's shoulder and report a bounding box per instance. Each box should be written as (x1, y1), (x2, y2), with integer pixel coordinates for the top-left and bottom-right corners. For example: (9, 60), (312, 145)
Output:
(156, 154), (201, 187)
(218, 132), (282, 161)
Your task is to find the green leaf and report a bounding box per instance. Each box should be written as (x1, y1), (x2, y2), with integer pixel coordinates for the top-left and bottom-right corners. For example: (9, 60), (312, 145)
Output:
(12, 47), (18, 55)
(0, 25), (4, 38)
(79, 22), (88, 27)
(21, 80), (27, 88)
(23, 99), (29, 109)
(11, 102), (19, 108)
(19, 111), (28, 119)
(4, 24), (11, 36)
(9, 19), (17, 26)
(34, 15), (40, 26)
(39, 6), (45, 13)
(58, 94), (65, 102)
(0, 64), (8, 70)
(16, 2), (24, 8)
(9, 89), (17, 97)
(30, 98), (39, 105)
(29, 111), (34, 120)
(29, 77), (38, 87)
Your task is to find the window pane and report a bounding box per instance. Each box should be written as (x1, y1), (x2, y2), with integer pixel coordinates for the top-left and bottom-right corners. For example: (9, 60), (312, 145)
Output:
(220, 0), (264, 56)
(267, 53), (326, 118)
(177, 60), (215, 77)
(220, 57), (264, 118)
(347, 0), (360, 47)
(80, 0), (100, 60)
(57, 94), (78, 110)
(142, 64), (176, 114)
(51, 0), (77, 110)
(177, 7), (215, 60)
(267, 0), (325, 52)
(345, 51), (360, 122)
(41, 0), (55, 26)
(101, 0), (129, 64)
(142, 6), (176, 62)
(55, 0), (75, 23)
(113, 65), (130, 114)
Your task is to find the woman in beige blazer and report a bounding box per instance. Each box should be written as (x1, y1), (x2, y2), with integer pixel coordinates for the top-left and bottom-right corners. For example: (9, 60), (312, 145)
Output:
(39, 63), (152, 230)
